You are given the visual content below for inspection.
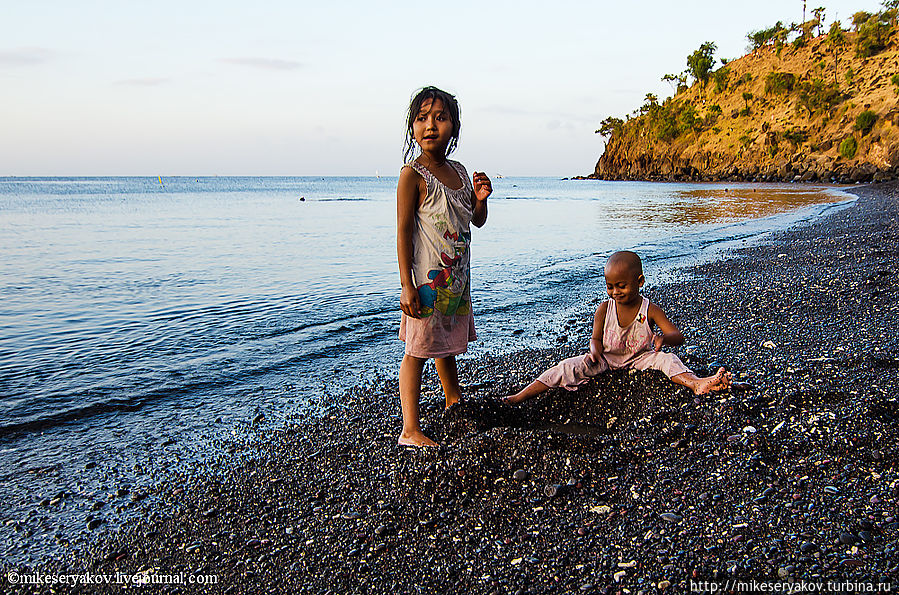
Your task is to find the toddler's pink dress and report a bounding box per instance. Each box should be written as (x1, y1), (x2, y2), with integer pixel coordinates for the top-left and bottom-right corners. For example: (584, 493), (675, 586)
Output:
(538, 297), (689, 390)
(399, 160), (476, 358)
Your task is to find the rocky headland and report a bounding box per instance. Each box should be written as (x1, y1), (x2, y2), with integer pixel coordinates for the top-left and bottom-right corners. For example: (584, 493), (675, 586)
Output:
(590, 9), (899, 184)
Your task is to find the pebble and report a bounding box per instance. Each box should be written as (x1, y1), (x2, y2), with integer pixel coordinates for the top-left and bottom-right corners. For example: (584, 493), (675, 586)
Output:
(658, 580), (671, 589)
(544, 484), (567, 498)
(185, 542), (202, 553)
(824, 486), (840, 495)
(87, 519), (103, 530)
(800, 542), (818, 553)
(613, 570), (627, 582)
(513, 469), (530, 481)
(660, 512), (682, 523)
(839, 532), (857, 545)
(859, 531), (873, 543)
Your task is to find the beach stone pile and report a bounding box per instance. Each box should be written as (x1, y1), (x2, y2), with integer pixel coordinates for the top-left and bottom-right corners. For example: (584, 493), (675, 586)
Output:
(9, 183), (899, 593)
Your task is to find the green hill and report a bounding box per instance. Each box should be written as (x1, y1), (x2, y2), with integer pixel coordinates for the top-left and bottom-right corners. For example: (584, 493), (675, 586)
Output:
(591, 7), (899, 183)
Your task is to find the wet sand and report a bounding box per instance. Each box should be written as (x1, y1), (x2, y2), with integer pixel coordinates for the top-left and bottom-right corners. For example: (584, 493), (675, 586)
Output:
(7, 183), (899, 593)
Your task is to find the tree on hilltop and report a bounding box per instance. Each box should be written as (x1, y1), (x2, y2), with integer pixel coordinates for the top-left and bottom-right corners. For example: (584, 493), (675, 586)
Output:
(881, 1), (898, 27)
(596, 116), (624, 139)
(686, 42), (717, 86)
(852, 11), (872, 31)
(812, 7), (826, 35)
(855, 11), (892, 57)
(826, 20), (846, 84)
(661, 73), (687, 95)
(747, 21), (789, 52)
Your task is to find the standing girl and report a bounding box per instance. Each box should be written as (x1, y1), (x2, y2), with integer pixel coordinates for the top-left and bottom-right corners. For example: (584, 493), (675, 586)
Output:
(396, 86), (492, 447)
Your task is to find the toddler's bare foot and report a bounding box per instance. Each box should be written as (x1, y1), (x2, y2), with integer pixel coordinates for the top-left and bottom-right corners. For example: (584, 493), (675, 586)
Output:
(398, 430), (438, 447)
(693, 367), (732, 395)
(502, 392), (526, 405)
(501, 380), (548, 405)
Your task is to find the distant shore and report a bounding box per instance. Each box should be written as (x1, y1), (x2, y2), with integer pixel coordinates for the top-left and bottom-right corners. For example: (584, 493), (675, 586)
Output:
(10, 182), (899, 593)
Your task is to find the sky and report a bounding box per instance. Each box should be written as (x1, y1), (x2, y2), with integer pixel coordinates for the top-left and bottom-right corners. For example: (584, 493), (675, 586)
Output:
(0, 0), (886, 176)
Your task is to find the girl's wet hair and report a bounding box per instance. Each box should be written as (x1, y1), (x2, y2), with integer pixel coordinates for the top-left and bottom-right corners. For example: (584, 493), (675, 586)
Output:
(403, 86), (461, 162)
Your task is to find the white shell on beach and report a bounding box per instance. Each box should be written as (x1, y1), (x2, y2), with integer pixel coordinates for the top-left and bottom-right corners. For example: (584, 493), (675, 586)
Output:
(762, 340), (777, 349)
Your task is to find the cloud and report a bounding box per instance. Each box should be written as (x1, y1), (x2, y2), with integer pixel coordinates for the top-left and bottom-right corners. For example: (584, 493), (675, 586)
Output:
(0, 47), (54, 66)
(115, 77), (170, 86)
(220, 57), (303, 71)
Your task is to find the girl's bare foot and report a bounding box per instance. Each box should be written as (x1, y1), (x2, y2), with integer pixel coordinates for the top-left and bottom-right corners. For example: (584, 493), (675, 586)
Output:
(693, 367), (732, 395)
(398, 430), (438, 447)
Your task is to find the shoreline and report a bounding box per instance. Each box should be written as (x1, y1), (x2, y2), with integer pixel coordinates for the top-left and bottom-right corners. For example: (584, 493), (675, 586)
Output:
(7, 182), (899, 593)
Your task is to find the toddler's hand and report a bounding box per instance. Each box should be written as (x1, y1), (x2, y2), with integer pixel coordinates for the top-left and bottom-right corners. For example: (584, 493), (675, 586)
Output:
(473, 172), (492, 201)
(400, 286), (421, 318)
(652, 334), (664, 351)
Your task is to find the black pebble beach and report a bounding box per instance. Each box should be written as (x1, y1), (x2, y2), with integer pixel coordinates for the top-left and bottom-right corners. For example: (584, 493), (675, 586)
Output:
(9, 183), (899, 593)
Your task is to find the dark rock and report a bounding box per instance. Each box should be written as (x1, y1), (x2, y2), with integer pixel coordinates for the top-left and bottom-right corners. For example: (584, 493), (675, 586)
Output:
(800, 542), (818, 553)
(839, 532), (858, 545)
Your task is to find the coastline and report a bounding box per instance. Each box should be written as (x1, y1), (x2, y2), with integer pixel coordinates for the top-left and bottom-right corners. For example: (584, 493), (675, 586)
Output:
(7, 183), (899, 593)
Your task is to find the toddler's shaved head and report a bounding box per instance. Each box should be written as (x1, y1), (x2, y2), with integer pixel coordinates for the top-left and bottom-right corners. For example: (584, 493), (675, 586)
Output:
(605, 251), (643, 278)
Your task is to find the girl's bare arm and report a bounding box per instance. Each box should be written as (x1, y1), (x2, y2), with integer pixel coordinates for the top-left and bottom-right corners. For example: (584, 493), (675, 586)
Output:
(397, 167), (423, 318)
(647, 303), (685, 351)
(471, 171), (491, 228)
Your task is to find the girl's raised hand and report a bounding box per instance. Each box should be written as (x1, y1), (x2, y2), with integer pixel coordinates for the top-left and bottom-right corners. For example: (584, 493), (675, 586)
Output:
(473, 171), (492, 202)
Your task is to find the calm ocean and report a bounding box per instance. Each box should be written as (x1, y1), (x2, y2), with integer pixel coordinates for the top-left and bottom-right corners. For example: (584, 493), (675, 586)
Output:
(0, 176), (851, 563)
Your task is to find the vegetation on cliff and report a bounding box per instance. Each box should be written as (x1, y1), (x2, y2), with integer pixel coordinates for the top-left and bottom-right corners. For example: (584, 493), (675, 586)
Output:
(593, 2), (899, 182)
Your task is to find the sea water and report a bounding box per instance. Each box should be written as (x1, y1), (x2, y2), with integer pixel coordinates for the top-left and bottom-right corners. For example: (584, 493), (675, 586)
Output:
(0, 176), (852, 563)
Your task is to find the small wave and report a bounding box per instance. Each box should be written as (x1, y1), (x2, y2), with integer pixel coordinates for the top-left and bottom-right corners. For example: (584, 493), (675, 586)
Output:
(257, 305), (397, 340)
(0, 397), (143, 440)
(315, 197), (368, 202)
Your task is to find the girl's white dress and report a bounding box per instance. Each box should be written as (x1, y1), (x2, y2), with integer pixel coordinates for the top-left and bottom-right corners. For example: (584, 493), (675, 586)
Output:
(399, 160), (476, 358)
